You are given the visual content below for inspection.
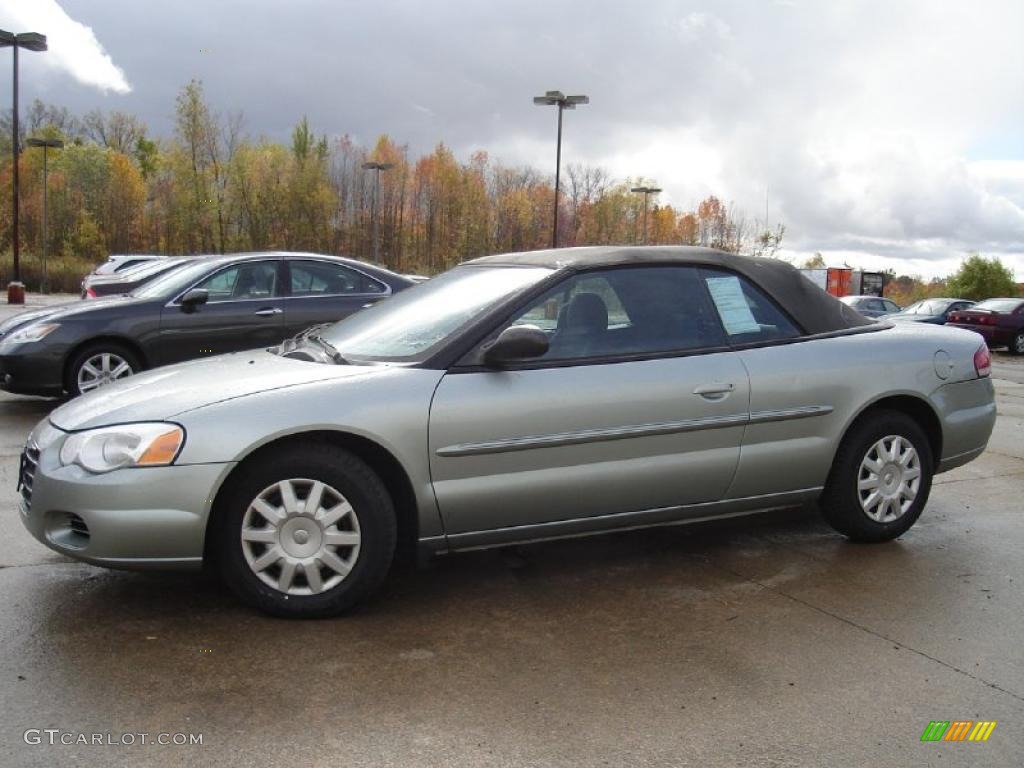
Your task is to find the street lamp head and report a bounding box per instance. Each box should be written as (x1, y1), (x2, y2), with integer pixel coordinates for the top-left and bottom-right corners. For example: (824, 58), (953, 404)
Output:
(27, 138), (64, 149)
(534, 91), (589, 109)
(362, 161), (395, 171)
(631, 186), (662, 194)
(0, 31), (48, 51)
(16, 32), (48, 51)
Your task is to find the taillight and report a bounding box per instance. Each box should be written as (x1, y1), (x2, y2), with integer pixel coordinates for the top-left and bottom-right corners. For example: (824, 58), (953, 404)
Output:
(974, 344), (991, 378)
(85, 287), (97, 299)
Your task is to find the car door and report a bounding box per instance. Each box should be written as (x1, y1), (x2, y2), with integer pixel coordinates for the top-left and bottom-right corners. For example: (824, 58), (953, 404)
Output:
(701, 267), (842, 498)
(428, 265), (751, 536)
(282, 259), (390, 336)
(156, 260), (285, 365)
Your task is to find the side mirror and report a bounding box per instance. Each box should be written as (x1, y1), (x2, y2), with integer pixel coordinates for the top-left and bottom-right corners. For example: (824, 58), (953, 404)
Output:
(180, 288), (209, 312)
(483, 325), (549, 368)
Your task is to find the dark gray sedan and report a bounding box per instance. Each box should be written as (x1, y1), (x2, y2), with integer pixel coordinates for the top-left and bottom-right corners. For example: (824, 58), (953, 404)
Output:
(889, 298), (975, 325)
(0, 252), (413, 397)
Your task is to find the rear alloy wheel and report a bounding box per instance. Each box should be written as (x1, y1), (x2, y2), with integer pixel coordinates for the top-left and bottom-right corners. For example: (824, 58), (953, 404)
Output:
(1012, 331), (1024, 355)
(820, 410), (933, 542)
(217, 444), (396, 618)
(68, 343), (142, 396)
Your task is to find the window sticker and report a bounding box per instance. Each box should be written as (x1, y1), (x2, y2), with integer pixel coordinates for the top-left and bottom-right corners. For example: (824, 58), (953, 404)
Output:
(705, 276), (760, 335)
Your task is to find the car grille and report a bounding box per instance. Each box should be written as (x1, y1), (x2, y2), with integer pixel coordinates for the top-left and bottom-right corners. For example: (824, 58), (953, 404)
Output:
(68, 514), (90, 538)
(20, 441), (40, 511)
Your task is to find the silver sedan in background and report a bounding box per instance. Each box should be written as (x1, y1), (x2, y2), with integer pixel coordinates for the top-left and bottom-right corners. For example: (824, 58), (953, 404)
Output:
(18, 247), (996, 617)
(840, 294), (903, 318)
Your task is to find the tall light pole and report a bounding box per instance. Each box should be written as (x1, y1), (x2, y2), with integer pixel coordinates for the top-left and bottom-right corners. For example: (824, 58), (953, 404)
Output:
(1, 30), (48, 305)
(362, 161), (394, 266)
(533, 90), (588, 248)
(26, 137), (63, 293)
(631, 185), (662, 245)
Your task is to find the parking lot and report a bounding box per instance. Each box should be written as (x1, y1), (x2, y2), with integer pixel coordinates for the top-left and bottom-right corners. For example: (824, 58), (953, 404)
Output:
(1, 296), (1023, 767)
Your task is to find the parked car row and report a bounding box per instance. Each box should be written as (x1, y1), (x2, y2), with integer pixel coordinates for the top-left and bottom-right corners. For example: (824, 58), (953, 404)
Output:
(948, 298), (1024, 354)
(838, 293), (1024, 354)
(1, 252), (414, 396)
(14, 246), (997, 618)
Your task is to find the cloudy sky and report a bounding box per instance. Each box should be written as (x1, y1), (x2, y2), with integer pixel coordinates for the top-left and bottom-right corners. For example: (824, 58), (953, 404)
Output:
(2, 0), (1023, 278)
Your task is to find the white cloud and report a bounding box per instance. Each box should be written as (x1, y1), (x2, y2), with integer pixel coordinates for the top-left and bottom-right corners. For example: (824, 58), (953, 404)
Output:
(0, 0), (130, 93)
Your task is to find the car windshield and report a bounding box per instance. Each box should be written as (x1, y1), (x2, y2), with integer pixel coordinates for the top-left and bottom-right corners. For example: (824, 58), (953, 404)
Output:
(973, 299), (1023, 312)
(319, 265), (552, 362)
(130, 260), (217, 298)
(904, 299), (950, 315)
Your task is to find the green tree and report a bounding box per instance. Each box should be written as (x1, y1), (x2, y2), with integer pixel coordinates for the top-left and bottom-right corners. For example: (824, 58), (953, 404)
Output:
(944, 254), (1017, 301)
(802, 252), (826, 269)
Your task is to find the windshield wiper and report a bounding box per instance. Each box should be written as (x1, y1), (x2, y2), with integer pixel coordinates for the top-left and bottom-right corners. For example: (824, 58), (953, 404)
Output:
(307, 333), (349, 365)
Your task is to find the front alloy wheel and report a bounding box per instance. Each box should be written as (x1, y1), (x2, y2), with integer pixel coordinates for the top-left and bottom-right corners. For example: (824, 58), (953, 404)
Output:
(77, 351), (134, 393)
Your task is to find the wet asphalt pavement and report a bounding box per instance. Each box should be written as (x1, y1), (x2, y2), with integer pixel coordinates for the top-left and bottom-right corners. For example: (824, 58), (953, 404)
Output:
(1, 297), (1023, 767)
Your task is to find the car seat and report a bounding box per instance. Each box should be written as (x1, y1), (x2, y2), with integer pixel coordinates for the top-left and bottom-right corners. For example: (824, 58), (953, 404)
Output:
(548, 292), (609, 358)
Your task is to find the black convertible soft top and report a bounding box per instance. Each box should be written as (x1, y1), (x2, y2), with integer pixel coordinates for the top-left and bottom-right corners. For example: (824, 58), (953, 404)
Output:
(466, 246), (874, 336)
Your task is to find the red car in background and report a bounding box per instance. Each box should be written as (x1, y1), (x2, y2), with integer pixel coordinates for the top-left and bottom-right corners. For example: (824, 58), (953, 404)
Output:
(948, 298), (1024, 354)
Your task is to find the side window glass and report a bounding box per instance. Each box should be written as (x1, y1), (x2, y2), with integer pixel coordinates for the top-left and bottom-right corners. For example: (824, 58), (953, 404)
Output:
(196, 262), (278, 303)
(290, 261), (385, 296)
(503, 266), (726, 362)
(699, 268), (800, 343)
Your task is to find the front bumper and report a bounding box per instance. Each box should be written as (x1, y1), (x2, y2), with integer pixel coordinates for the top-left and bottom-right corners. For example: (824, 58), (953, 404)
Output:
(0, 346), (65, 396)
(19, 434), (233, 570)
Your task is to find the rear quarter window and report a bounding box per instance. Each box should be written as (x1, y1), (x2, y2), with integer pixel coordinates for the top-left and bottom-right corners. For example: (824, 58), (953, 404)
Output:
(699, 268), (801, 344)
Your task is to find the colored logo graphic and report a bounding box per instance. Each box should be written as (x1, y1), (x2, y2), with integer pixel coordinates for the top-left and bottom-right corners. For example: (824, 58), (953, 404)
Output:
(920, 721), (997, 742)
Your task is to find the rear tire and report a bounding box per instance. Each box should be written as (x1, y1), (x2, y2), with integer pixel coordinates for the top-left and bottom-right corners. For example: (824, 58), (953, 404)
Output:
(215, 443), (396, 618)
(820, 410), (933, 542)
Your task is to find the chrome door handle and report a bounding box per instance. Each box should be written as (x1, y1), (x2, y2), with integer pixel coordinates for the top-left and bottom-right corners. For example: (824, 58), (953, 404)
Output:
(254, 308), (283, 317)
(693, 382), (735, 399)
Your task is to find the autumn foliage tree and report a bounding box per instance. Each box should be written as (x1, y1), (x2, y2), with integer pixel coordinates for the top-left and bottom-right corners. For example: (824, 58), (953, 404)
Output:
(2, 84), (786, 291)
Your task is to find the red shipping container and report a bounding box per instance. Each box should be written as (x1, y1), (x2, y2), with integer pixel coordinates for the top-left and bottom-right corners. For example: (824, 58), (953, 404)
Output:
(826, 268), (853, 297)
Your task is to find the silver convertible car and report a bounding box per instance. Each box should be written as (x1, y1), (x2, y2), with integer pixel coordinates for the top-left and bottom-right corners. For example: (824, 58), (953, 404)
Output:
(18, 247), (996, 617)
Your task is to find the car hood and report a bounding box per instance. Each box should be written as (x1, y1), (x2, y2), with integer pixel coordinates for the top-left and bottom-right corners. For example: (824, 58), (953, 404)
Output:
(0, 295), (145, 334)
(48, 350), (389, 431)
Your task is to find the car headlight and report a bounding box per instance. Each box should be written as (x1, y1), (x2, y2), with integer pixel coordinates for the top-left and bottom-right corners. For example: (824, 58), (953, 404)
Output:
(4, 322), (60, 343)
(59, 423), (185, 474)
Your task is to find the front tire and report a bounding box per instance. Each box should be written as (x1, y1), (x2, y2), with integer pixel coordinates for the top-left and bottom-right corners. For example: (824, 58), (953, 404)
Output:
(216, 443), (396, 618)
(820, 410), (933, 542)
(1011, 330), (1024, 355)
(67, 342), (141, 396)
